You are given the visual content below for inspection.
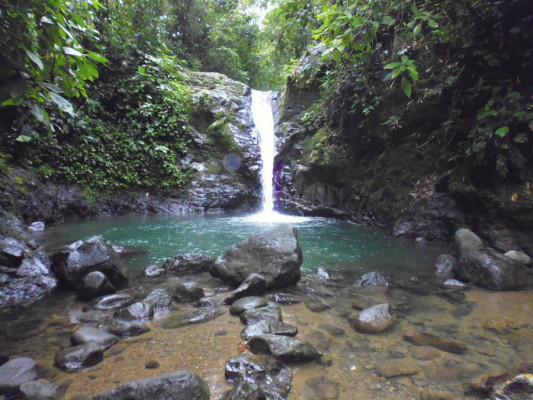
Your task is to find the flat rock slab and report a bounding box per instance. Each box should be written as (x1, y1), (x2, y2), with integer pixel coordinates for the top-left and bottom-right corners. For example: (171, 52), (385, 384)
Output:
(54, 343), (103, 372)
(348, 303), (397, 334)
(403, 331), (467, 354)
(230, 297), (269, 316)
(248, 334), (321, 362)
(375, 359), (420, 378)
(212, 225), (303, 289)
(71, 326), (119, 350)
(90, 370), (210, 400)
(241, 320), (298, 341)
(0, 357), (38, 389)
(240, 304), (282, 325)
(225, 354), (292, 400)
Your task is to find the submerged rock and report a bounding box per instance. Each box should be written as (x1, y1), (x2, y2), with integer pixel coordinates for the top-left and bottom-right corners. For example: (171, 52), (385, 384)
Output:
(158, 307), (224, 329)
(113, 302), (154, 321)
(163, 253), (215, 275)
(302, 376), (339, 400)
(241, 320), (298, 341)
(19, 379), (59, 400)
(103, 319), (150, 338)
(225, 354), (292, 400)
(143, 264), (164, 277)
(348, 303), (397, 334)
(51, 236), (128, 289)
(90, 370), (210, 400)
(456, 247), (533, 290)
(403, 331), (467, 354)
(0, 357), (39, 392)
(434, 254), (456, 279)
(54, 343), (103, 372)
(356, 272), (389, 287)
(212, 225), (303, 288)
(247, 334), (320, 362)
(375, 359), (420, 378)
(71, 326), (119, 351)
(172, 281), (204, 303)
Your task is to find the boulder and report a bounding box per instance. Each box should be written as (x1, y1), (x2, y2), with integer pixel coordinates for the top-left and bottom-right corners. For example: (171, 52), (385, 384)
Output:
(113, 302), (154, 321)
(229, 297), (269, 316)
(247, 334), (321, 362)
(241, 320), (298, 341)
(454, 229), (483, 255)
(434, 254), (456, 279)
(240, 304), (282, 325)
(225, 273), (266, 305)
(172, 281), (204, 302)
(144, 289), (173, 310)
(456, 247), (533, 290)
(54, 343), (103, 372)
(77, 271), (115, 300)
(356, 272), (389, 287)
(347, 303), (396, 334)
(0, 358), (39, 393)
(90, 370), (210, 400)
(71, 326), (119, 351)
(225, 354), (292, 400)
(163, 253), (215, 275)
(212, 225), (303, 288)
(95, 294), (134, 310)
(51, 236), (128, 289)
(504, 250), (531, 265)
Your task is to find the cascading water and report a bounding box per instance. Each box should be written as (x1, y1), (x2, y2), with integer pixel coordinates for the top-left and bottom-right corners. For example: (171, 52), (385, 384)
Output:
(249, 90), (308, 223)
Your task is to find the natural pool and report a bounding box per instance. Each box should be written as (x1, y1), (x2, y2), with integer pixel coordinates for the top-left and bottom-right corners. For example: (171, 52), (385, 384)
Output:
(1, 214), (532, 399)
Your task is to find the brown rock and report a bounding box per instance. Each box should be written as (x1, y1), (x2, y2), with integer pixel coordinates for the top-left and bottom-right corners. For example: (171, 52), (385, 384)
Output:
(417, 389), (457, 400)
(468, 372), (509, 396)
(482, 316), (526, 334)
(403, 331), (467, 354)
(375, 358), (419, 378)
(409, 345), (440, 361)
(348, 303), (397, 334)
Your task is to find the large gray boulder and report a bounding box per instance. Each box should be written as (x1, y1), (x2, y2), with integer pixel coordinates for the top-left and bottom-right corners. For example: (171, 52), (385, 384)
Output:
(90, 370), (210, 400)
(456, 248), (533, 290)
(51, 236), (128, 289)
(211, 225), (303, 288)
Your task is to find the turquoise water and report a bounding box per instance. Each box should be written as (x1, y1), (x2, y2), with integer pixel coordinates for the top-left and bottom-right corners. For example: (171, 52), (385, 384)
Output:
(41, 213), (450, 276)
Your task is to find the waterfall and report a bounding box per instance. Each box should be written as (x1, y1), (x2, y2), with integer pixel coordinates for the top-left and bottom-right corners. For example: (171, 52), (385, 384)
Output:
(249, 90), (308, 223)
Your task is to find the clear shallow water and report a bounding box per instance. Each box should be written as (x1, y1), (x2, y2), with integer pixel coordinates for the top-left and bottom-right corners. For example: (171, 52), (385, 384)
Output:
(41, 213), (450, 277)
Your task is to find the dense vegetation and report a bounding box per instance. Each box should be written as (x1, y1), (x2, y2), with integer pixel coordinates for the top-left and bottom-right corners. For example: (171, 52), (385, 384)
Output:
(1, 0), (531, 206)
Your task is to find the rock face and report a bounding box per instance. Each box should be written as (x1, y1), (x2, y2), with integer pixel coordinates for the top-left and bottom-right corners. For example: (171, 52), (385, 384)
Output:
(225, 354), (292, 400)
(0, 218), (57, 309)
(90, 370), (210, 400)
(456, 247), (533, 290)
(51, 236), (128, 289)
(212, 225), (303, 288)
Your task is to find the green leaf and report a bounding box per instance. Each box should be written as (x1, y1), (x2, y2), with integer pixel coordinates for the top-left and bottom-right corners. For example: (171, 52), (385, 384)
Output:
(332, 48), (342, 63)
(428, 19), (439, 28)
(406, 67), (419, 81)
(391, 68), (403, 79)
(413, 24), (422, 35)
(29, 103), (49, 123)
(382, 16), (395, 26)
(25, 50), (44, 70)
(494, 126), (509, 137)
(87, 51), (109, 63)
(401, 76), (412, 98)
(64, 47), (83, 57)
(384, 62), (402, 69)
(42, 83), (64, 93)
(49, 92), (75, 116)
(16, 135), (32, 142)
(78, 62), (99, 80)
(513, 133), (528, 143)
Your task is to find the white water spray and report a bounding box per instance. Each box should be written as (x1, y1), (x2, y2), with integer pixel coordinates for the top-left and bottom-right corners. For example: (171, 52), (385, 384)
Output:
(248, 90), (308, 223)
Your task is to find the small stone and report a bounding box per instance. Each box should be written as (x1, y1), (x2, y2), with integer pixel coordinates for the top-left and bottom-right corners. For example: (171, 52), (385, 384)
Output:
(409, 346), (440, 361)
(434, 255), (456, 279)
(247, 334), (321, 362)
(224, 273), (266, 305)
(504, 250), (531, 265)
(357, 272), (389, 287)
(443, 279), (466, 287)
(95, 294), (134, 310)
(375, 359), (420, 378)
(241, 320), (298, 341)
(71, 325), (119, 351)
(318, 324), (346, 337)
(403, 331), (467, 354)
(240, 304), (282, 325)
(28, 222), (45, 232)
(144, 288), (172, 310)
(113, 302), (154, 321)
(145, 360), (160, 369)
(0, 357), (38, 387)
(267, 293), (301, 305)
(78, 271), (115, 300)
(316, 268), (330, 280)
(54, 343), (103, 372)
(143, 264), (164, 277)
(215, 330), (227, 337)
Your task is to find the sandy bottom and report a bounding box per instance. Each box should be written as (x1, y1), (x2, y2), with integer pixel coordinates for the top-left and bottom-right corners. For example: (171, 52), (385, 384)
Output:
(1, 288), (532, 400)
